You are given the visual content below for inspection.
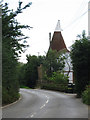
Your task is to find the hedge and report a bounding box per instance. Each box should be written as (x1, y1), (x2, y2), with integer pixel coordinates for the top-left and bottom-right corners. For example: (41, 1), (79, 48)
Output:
(82, 85), (90, 105)
(41, 83), (68, 92)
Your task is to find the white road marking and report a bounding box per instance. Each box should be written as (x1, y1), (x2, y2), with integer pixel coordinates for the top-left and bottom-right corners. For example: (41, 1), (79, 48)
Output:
(40, 95), (49, 109)
(40, 104), (46, 109)
(22, 89), (50, 117)
(30, 114), (34, 118)
(30, 112), (36, 118)
(46, 100), (49, 104)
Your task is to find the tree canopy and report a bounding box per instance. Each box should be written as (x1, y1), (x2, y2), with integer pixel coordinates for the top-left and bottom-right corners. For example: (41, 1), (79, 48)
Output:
(70, 31), (90, 97)
(43, 49), (65, 77)
(2, 1), (32, 104)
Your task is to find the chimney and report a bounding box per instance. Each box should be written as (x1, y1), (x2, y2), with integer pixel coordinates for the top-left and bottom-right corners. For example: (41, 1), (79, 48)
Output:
(49, 32), (51, 44)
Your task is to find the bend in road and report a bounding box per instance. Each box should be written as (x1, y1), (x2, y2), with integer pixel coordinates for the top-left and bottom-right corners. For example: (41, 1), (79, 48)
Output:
(2, 89), (89, 118)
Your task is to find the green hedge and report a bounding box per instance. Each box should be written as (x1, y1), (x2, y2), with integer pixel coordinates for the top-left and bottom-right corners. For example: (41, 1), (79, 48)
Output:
(2, 87), (20, 106)
(41, 83), (68, 92)
(82, 86), (90, 105)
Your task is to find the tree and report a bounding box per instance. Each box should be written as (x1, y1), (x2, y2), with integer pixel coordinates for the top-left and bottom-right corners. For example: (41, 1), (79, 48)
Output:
(43, 49), (65, 77)
(17, 62), (27, 87)
(49, 71), (68, 84)
(17, 55), (45, 88)
(24, 55), (39, 88)
(70, 31), (90, 97)
(2, 1), (32, 104)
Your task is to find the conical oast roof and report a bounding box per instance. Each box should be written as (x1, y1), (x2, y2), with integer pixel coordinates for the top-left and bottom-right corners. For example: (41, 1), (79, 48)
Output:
(50, 20), (69, 52)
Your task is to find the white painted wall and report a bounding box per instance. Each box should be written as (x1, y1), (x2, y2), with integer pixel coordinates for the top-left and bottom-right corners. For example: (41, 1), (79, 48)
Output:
(64, 71), (73, 83)
(62, 52), (73, 83)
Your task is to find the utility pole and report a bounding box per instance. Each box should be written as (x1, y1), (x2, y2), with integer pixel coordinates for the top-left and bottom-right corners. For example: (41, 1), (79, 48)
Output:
(88, 1), (90, 40)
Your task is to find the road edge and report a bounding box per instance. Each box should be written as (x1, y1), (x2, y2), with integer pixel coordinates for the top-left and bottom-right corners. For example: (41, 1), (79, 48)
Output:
(1, 94), (22, 109)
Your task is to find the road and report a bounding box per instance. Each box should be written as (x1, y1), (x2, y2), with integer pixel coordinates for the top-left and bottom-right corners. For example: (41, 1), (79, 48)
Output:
(2, 89), (88, 118)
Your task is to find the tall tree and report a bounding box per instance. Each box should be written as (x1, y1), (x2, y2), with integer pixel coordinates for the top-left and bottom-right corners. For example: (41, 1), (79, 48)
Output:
(43, 49), (65, 77)
(17, 55), (45, 88)
(25, 55), (39, 88)
(17, 62), (27, 87)
(2, 1), (32, 104)
(70, 31), (90, 97)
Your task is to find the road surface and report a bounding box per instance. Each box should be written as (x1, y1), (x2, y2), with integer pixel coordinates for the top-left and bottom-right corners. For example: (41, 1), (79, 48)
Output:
(2, 89), (88, 118)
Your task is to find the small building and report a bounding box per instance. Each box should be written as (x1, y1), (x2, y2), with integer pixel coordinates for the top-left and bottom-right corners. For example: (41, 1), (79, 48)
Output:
(49, 20), (73, 83)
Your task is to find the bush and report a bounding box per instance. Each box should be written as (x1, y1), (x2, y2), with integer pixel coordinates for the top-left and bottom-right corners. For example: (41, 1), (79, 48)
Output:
(49, 72), (68, 84)
(2, 87), (20, 106)
(41, 83), (68, 92)
(70, 34), (90, 97)
(42, 72), (68, 92)
(82, 85), (90, 105)
(20, 86), (30, 89)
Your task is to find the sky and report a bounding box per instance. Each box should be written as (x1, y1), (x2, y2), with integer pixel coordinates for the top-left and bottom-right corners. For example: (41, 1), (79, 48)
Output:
(6, 0), (88, 63)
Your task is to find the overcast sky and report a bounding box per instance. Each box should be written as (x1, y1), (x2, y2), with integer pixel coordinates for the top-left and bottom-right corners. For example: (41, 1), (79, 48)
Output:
(6, 0), (88, 63)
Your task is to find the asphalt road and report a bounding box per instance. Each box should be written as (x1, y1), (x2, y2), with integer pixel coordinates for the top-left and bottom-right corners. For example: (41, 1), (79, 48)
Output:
(2, 89), (88, 118)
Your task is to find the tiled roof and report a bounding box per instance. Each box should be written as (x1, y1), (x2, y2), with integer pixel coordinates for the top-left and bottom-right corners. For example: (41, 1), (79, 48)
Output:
(50, 31), (69, 52)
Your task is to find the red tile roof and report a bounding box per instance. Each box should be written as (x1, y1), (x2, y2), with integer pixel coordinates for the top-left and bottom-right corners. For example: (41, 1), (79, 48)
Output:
(50, 31), (69, 52)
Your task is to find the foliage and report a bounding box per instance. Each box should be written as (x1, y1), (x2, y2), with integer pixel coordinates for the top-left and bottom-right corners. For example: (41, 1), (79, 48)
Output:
(41, 49), (68, 92)
(17, 49), (67, 91)
(20, 86), (30, 89)
(17, 62), (27, 87)
(17, 55), (45, 88)
(38, 55), (45, 65)
(25, 55), (39, 88)
(49, 71), (68, 84)
(82, 85), (90, 105)
(70, 31), (90, 97)
(2, 2), (32, 57)
(43, 49), (65, 77)
(41, 83), (68, 92)
(42, 71), (68, 92)
(2, 1), (32, 104)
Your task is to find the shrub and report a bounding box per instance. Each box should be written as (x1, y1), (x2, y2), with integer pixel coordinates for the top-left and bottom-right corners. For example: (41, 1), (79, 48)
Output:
(20, 86), (30, 89)
(82, 85), (90, 105)
(42, 71), (68, 92)
(2, 87), (20, 106)
(70, 34), (90, 97)
(49, 72), (68, 84)
(41, 83), (68, 92)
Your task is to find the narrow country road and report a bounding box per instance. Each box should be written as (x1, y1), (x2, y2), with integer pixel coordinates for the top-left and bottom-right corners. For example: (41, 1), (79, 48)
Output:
(2, 89), (88, 118)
